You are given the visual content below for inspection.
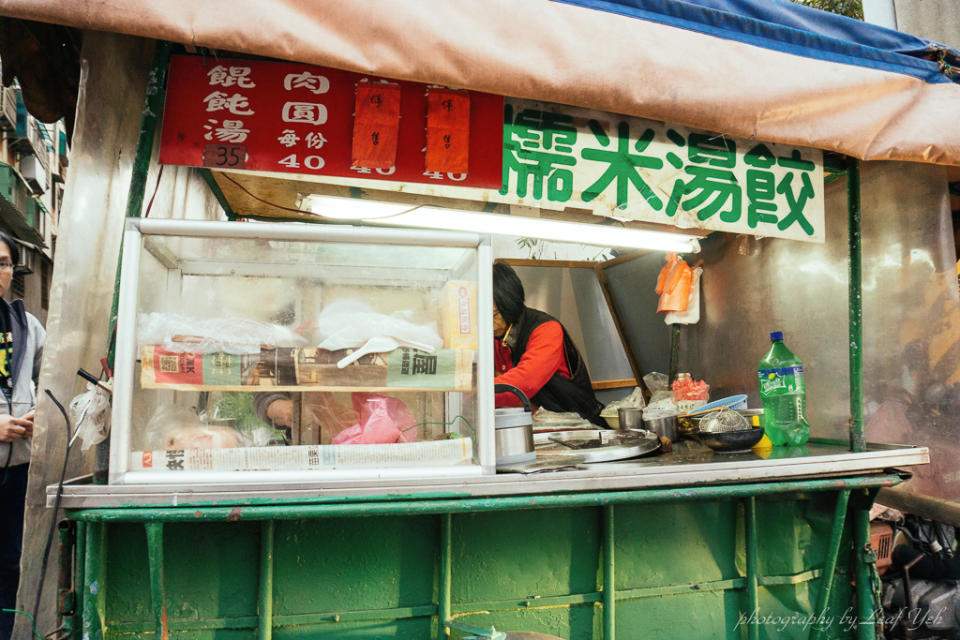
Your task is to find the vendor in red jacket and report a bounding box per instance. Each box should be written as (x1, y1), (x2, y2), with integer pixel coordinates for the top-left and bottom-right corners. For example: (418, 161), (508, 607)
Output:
(493, 262), (605, 426)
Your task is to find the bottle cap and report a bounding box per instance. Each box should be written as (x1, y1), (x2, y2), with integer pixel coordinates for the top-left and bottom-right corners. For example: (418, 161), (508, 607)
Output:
(770, 331), (783, 341)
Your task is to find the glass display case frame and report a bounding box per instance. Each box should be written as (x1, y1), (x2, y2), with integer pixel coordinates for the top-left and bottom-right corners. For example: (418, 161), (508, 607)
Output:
(109, 218), (495, 484)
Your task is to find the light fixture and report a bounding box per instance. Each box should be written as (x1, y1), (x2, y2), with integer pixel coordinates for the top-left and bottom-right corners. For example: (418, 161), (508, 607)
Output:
(300, 194), (700, 253)
(298, 194), (415, 220)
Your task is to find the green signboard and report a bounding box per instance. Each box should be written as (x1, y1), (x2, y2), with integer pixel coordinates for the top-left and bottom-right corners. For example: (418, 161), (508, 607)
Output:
(498, 98), (825, 243)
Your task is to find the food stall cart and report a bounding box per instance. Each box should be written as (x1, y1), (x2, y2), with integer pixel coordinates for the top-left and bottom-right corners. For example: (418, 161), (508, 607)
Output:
(2, 1), (959, 639)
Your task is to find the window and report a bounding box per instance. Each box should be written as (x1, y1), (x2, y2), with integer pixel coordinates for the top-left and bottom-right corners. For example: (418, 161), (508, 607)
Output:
(41, 259), (50, 310)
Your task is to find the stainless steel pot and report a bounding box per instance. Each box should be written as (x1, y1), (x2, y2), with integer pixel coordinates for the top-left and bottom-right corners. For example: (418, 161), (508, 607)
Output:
(642, 414), (678, 441)
(494, 384), (535, 466)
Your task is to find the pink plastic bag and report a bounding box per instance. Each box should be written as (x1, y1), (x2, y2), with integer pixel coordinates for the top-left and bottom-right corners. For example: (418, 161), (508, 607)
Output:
(331, 393), (418, 445)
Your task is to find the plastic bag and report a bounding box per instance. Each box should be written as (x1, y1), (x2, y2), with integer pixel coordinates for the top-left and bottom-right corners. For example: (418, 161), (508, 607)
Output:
(532, 407), (594, 429)
(643, 371), (673, 404)
(601, 387), (647, 415)
(672, 372), (710, 414)
(644, 398), (679, 419)
(665, 267), (702, 325)
(332, 393), (418, 445)
(165, 425), (243, 450)
(303, 393), (360, 444)
(656, 253), (694, 313)
(138, 312), (306, 354)
(68, 383), (112, 452)
(142, 405), (242, 451)
(310, 299), (442, 353)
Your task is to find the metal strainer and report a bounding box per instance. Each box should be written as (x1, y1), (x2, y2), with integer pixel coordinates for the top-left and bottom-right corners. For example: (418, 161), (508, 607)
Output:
(699, 407), (750, 433)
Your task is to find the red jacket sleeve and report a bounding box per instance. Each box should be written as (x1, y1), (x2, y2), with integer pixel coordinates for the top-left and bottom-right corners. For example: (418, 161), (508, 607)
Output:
(494, 321), (568, 407)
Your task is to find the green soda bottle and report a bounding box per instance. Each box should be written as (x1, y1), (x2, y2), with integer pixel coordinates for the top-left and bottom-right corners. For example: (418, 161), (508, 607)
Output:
(757, 331), (810, 446)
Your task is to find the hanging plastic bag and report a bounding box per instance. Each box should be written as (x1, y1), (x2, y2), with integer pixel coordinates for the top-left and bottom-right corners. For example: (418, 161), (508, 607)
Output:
(332, 393), (418, 445)
(656, 253), (694, 313)
(665, 267), (702, 324)
(68, 383), (112, 452)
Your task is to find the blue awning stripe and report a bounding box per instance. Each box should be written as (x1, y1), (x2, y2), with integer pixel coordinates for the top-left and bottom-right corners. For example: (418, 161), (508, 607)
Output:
(555, 0), (959, 84)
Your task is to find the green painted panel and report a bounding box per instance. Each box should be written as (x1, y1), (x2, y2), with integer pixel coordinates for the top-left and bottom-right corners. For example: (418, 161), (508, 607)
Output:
(77, 491), (863, 640)
(163, 523), (260, 620)
(272, 618), (433, 639)
(272, 516), (438, 615)
(102, 523), (152, 626)
(452, 605), (600, 640)
(452, 508), (602, 602)
(614, 501), (740, 587)
(616, 589), (741, 639)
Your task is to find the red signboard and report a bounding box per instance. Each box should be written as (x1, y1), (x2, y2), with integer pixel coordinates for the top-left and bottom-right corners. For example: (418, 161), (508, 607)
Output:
(159, 55), (504, 188)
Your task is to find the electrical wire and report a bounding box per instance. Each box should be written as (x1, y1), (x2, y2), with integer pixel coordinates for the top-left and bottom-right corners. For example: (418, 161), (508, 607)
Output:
(143, 163), (165, 218)
(30, 390), (74, 629)
(0, 608), (43, 639)
(220, 172), (311, 216)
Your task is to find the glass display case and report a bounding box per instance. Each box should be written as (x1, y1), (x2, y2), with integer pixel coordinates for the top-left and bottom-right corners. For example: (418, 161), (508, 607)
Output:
(110, 219), (494, 484)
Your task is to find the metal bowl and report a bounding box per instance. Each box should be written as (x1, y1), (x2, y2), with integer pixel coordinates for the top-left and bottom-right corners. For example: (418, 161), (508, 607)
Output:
(697, 427), (764, 453)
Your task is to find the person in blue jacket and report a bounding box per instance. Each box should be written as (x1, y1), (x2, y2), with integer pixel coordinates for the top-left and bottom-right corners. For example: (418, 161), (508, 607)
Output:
(0, 231), (44, 640)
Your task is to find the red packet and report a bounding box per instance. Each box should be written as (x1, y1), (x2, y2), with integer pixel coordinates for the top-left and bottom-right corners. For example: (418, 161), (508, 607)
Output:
(351, 82), (401, 169)
(425, 88), (470, 174)
(150, 347), (203, 385)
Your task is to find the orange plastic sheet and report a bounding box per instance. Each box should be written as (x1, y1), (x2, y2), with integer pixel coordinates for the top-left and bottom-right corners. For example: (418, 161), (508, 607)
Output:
(656, 253), (694, 313)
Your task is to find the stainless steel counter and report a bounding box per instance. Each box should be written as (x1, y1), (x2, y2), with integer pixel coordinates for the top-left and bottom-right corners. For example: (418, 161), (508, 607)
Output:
(47, 439), (928, 509)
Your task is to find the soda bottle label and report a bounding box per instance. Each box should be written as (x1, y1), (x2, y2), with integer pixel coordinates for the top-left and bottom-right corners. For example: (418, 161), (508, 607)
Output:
(758, 366), (805, 395)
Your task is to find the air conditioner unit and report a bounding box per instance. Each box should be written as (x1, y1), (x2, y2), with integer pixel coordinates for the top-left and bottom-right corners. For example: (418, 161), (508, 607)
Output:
(20, 154), (47, 194)
(15, 245), (35, 274)
(0, 88), (15, 131)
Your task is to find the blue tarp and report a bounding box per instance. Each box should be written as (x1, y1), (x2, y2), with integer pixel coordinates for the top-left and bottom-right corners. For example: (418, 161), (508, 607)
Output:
(558, 0), (960, 83)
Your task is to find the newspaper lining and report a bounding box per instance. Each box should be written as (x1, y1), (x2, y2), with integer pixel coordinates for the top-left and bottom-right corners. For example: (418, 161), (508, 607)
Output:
(131, 437), (474, 472)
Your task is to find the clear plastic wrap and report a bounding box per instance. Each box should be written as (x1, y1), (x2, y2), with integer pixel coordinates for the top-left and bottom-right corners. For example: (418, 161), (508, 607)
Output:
(137, 312), (307, 354)
(310, 299), (442, 352)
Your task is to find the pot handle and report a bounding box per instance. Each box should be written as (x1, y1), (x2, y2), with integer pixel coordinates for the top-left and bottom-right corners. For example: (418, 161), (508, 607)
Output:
(494, 383), (532, 413)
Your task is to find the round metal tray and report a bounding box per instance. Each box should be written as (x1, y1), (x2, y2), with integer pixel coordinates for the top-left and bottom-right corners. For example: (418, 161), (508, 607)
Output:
(533, 429), (661, 463)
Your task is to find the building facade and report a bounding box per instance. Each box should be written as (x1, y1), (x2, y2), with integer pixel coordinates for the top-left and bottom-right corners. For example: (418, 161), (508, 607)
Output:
(0, 69), (65, 324)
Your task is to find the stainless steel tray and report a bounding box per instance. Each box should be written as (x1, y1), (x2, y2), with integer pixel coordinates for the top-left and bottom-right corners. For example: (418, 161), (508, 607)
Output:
(533, 429), (661, 463)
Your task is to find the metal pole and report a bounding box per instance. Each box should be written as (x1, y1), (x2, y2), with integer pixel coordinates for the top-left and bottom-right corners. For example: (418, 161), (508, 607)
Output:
(847, 157), (865, 452)
(809, 489), (851, 640)
(603, 505), (615, 640)
(259, 520), (275, 640)
(67, 474), (905, 523)
(145, 522), (168, 640)
(81, 522), (103, 640)
(439, 513), (452, 639)
(71, 521), (85, 640)
(744, 497), (759, 640)
(852, 494), (876, 640)
(57, 521), (76, 634)
(669, 323), (680, 382)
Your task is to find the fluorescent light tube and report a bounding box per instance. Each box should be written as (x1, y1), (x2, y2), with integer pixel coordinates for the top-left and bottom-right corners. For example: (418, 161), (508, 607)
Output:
(370, 207), (700, 253)
(299, 195), (700, 253)
(300, 194), (416, 220)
